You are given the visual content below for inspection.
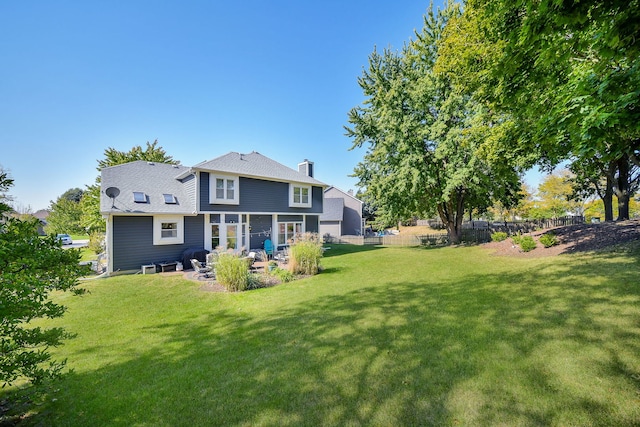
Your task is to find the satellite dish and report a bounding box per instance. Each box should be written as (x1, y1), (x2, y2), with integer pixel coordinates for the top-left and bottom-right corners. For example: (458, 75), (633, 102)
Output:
(105, 187), (120, 208)
(105, 187), (120, 198)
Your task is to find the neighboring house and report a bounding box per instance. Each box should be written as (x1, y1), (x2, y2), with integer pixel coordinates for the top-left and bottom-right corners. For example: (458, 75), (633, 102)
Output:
(319, 186), (363, 237)
(100, 152), (326, 274)
(32, 209), (50, 235)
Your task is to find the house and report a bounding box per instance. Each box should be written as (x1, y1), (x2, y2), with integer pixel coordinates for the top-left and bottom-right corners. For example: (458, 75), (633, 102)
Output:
(319, 186), (364, 237)
(100, 152), (326, 274)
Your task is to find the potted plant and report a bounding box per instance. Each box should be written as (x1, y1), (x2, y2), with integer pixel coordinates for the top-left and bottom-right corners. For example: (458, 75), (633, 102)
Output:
(268, 260), (278, 272)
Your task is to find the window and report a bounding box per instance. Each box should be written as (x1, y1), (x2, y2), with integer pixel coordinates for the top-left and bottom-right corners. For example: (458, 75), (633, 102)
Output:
(153, 216), (184, 245)
(289, 184), (312, 208)
(163, 193), (177, 204)
(161, 222), (177, 238)
(226, 224), (238, 250)
(211, 224), (220, 249)
(133, 192), (147, 203)
(278, 222), (302, 244)
(210, 174), (239, 205)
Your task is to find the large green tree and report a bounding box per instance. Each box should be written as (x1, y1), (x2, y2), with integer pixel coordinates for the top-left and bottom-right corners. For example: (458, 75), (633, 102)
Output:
(45, 188), (85, 235)
(0, 171), (86, 386)
(346, 3), (522, 243)
(81, 140), (178, 232)
(437, 0), (640, 220)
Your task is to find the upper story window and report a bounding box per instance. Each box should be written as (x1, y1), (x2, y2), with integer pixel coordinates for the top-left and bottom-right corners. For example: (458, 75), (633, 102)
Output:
(209, 174), (239, 205)
(289, 184), (312, 208)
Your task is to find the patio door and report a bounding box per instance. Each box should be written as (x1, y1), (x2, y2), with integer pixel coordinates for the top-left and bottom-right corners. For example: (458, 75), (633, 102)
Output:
(225, 224), (239, 250)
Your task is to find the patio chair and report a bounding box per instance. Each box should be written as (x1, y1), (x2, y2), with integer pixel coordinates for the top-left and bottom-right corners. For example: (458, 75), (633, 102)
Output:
(244, 251), (258, 272)
(263, 239), (274, 259)
(191, 259), (214, 279)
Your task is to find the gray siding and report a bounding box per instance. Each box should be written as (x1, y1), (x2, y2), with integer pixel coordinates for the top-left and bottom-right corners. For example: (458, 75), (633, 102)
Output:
(112, 215), (205, 272)
(306, 215), (319, 233)
(249, 215), (273, 250)
(181, 174), (197, 211)
(200, 173), (323, 214)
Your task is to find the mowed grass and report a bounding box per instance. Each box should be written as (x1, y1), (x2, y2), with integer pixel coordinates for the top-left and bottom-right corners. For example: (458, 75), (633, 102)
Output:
(6, 244), (640, 426)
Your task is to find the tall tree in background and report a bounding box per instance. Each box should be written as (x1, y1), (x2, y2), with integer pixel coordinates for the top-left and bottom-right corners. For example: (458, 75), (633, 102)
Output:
(0, 166), (13, 214)
(437, 0), (640, 220)
(81, 140), (178, 232)
(346, 2), (522, 243)
(535, 170), (584, 219)
(0, 172), (86, 386)
(45, 188), (85, 234)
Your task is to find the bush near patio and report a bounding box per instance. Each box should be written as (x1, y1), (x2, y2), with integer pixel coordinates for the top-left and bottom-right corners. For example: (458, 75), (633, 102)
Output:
(2, 240), (639, 426)
(288, 232), (323, 275)
(215, 253), (250, 291)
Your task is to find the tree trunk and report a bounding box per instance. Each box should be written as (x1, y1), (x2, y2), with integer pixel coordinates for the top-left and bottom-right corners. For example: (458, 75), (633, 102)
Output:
(438, 190), (465, 245)
(603, 172), (614, 222)
(616, 157), (630, 220)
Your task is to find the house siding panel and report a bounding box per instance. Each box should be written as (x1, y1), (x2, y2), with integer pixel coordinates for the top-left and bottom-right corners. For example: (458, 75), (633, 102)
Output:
(248, 215), (273, 250)
(112, 215), (205, 271)
(306, 215), (319, 233)
(199, 173), (323, 214)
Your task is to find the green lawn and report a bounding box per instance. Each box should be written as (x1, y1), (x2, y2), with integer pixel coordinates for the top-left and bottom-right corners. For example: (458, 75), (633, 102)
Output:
(5, 244), (640, 426)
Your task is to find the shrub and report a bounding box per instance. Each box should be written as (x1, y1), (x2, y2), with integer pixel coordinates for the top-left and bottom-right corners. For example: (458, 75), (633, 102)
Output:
(539, 232), (559, 248)
(491, 232), (508, 242)
(511, 232), (522, 245)
(215, 254), (249, 291)
(271, 267), (294, 283)
(519, 235), (537, 252)
(289, 232), (323, 275)
(88, 231), (105, 254)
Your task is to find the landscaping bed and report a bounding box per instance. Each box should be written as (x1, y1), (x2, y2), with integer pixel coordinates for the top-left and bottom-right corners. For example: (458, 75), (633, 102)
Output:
(483, 219), (640, 258)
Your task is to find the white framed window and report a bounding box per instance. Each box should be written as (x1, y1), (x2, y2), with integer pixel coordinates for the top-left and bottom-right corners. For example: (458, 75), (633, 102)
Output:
(153, 215), (184, 245)
(278, 222), (302, 244)
(289, 184), (311, 208)
(210, 174), (239, 205)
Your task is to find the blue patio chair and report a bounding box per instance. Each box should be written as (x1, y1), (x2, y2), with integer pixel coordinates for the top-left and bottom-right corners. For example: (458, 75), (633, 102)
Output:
(264, 239), (274, 259)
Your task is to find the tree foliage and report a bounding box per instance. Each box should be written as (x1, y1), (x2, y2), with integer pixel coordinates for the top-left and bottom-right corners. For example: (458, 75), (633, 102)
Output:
(534, 170), (584, 219)
(0, 173), (86, 386)
(437, 0), (640, 220)
(45, 189), (85, 235)
(0, 167), (14, 214)
(346, 3), (522, 243)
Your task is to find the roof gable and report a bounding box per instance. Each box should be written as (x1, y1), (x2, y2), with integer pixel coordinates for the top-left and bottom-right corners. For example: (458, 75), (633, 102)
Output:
(194, 152), (326, 186)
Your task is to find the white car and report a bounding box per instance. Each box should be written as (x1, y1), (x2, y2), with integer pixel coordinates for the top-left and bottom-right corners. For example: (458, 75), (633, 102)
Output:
(57, 234), (73, 245)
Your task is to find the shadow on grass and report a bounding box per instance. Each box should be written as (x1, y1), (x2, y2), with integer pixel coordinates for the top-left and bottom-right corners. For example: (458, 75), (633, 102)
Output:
(8, 248), (640, 426)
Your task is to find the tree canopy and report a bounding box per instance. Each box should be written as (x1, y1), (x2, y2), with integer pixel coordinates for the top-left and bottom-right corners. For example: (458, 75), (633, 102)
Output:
(346, 2), (522, 243)
(437, 0), (640, 220)
(0, 173), (86, 386)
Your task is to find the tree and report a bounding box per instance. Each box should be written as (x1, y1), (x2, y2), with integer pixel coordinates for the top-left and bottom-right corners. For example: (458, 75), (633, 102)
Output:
(0, 172), (86, 386)
(0, 166), (14, 214)
(569, 156), (616, 221)
(346, 3), (522, 244)
(45, 189), (84, 235)
(535, 170), (585, 218)
(81, 140), (178, 233)
(437, 0), (640, 219)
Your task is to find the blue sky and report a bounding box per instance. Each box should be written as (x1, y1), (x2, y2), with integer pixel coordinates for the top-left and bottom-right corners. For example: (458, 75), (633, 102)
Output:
(1, 1), (541, 211)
